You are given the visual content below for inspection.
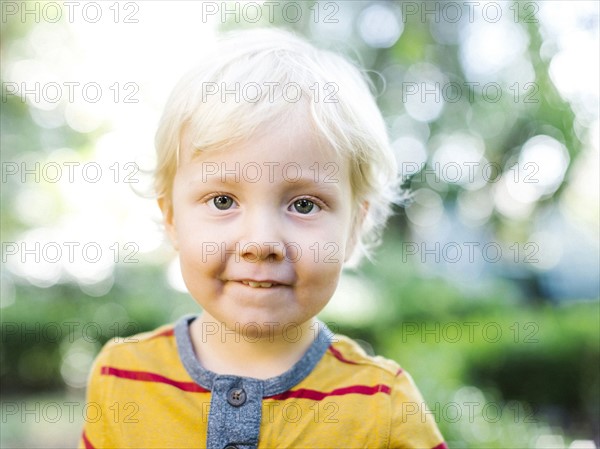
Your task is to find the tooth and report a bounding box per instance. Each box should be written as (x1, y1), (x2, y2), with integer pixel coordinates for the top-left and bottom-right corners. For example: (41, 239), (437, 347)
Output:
(248, 281), (260, 288)
(259, 282), (272, 288)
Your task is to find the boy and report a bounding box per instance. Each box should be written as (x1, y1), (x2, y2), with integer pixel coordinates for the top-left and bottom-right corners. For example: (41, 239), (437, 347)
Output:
(80, 28), (446, 449)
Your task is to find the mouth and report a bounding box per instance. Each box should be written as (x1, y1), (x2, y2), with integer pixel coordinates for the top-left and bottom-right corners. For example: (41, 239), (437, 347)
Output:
(239, 280), (283, 288)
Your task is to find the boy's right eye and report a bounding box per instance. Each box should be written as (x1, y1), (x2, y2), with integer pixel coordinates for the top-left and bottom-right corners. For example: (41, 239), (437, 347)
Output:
(212, 195), (235, 210)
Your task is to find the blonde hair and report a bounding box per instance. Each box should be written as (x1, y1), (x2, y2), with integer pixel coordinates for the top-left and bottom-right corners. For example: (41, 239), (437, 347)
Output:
(154, 27), (400, 266)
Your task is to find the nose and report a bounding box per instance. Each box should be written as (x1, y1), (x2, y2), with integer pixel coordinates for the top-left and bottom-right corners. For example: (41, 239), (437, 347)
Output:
(238, 210), (286, 262)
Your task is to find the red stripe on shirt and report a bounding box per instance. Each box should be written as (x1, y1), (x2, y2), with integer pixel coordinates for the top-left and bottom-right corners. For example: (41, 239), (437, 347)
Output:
(328, 345), (359, 365)
(432, 442), (449, 449)
(149, 328), (175, 339)
(82, 431), (95, 449)
(267, 383), (391, 401)
(101, 366), (209, 393)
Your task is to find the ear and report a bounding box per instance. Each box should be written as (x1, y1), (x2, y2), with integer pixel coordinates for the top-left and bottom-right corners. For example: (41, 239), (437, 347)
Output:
(344, 201), (369, 262)
(157, 196), (179, 250)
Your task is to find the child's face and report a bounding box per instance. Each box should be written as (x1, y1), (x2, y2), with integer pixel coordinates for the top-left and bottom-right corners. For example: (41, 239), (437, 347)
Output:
(162, 116), (357, 338)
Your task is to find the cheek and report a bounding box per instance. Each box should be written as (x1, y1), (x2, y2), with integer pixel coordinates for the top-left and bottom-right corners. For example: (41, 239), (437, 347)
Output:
(174, 222), (225, 282)
(292, 224), (349, 265)
(173, 207), (221, 249)
(177, 250), (225, 304)
(295, 248), (344, 300)
(178, 246), (223, 280)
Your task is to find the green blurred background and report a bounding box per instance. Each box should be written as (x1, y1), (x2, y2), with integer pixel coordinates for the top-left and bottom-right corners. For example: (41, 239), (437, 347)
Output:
(1, 1), (598, 448)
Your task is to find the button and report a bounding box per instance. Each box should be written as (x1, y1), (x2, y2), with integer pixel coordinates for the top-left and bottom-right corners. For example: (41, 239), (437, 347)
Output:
(224, 445), (237, 449)
(226, 387), (246, 406)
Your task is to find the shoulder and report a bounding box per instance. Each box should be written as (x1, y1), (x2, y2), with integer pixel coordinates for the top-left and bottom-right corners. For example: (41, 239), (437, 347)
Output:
(100, 322), (177, 356)
(323, 335), (447, 448)
(91, 321), (182, 376)
(323, 333), (404, 379)
(311, 331), (409, 400)
(320, 333), (429, 403)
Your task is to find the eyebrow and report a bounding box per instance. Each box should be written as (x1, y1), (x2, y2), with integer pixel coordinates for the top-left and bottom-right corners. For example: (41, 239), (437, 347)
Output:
(282, 175), (343, 190)
(185, 171), (343, 196)
(184, 164), (344, 186)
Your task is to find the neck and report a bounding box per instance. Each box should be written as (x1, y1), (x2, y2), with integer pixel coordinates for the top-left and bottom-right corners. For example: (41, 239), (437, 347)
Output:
(189, 313), (320, 380)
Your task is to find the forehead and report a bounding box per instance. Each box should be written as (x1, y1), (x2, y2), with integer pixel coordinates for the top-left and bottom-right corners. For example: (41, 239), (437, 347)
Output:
(178, 114), (349, 183)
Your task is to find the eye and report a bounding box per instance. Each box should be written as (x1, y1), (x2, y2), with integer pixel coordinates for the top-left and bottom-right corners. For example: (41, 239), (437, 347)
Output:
(212, 195), (235, 210)
(291, 198), (321, 215)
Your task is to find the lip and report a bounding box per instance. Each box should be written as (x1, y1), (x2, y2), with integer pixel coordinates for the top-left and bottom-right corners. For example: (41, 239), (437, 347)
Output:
(234, 279), (289, 288)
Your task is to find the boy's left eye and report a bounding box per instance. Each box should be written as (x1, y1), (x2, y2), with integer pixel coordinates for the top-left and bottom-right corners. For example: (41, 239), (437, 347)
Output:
(291, 198), (320, 214)
(212, 195), (235, 210)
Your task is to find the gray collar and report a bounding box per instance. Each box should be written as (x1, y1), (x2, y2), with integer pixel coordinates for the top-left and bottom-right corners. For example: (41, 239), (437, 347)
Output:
(174, 315), (333, 397)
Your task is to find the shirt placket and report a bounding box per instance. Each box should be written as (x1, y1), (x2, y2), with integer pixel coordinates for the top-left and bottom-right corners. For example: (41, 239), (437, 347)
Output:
(206, 376), (264, 449)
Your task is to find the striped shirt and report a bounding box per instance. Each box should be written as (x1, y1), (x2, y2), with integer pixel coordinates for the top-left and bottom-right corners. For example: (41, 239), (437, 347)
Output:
(79, 315), (446, 449)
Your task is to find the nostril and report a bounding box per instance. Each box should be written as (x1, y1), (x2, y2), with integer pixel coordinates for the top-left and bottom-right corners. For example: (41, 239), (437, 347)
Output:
(239, 241), (287, 262)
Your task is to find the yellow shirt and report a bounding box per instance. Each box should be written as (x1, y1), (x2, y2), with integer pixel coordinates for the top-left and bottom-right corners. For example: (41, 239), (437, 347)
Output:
(79, 316), (446, 449)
